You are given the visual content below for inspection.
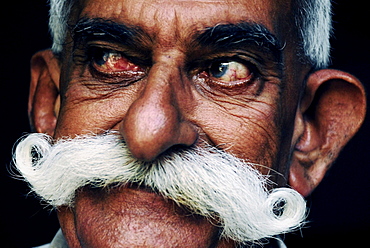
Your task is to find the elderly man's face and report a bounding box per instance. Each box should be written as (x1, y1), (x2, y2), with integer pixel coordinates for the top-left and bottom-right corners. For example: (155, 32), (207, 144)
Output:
(25, 0), (365, 247)
(57, 0), (301, 171)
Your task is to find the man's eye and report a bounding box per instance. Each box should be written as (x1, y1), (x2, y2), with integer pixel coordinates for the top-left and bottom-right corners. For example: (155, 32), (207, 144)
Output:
(208, 61), (253, 84)
(91, 49), (143, 74)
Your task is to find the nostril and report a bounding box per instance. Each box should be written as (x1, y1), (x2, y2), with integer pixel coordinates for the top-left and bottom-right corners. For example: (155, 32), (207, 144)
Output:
(155, 144), (193, 159)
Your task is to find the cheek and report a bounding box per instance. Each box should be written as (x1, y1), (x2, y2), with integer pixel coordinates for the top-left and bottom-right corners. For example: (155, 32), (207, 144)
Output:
(54, 83), (142, 138)
(191, 97), (280, 172)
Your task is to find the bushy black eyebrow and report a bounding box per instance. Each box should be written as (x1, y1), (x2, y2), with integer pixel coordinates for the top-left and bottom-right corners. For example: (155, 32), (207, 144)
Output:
(72, 17), (149, 50)
(195, 22), (283, 62)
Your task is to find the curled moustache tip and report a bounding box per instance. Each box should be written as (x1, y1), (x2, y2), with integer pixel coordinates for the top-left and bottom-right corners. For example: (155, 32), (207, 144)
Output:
(264, 188), (306, 232)
(14, 133), (52, 179)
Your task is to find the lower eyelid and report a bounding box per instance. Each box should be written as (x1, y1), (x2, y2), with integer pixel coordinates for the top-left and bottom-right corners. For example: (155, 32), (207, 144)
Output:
(209, 74), (255, 88)
(88, 63), (146, 85)
(193, 75), (263, 100)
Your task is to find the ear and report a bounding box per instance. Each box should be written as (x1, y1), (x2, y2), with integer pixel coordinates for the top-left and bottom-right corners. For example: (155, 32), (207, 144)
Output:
(29, 49), (61, 136)
(289, 69), (366, 197)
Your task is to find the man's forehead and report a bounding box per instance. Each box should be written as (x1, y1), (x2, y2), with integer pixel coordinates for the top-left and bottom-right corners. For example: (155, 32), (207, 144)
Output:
(79, 0), (290, 38)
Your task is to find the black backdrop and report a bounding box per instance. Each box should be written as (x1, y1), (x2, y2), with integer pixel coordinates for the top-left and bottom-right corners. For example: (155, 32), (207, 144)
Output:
(0, 1), (369, 247)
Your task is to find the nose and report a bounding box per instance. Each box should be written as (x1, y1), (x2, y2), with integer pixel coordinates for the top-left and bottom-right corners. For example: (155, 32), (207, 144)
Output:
(120, 60), (198, 161)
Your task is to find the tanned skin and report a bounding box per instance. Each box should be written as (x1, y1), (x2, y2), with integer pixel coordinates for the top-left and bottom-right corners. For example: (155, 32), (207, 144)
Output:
(28, 0), (366, 247)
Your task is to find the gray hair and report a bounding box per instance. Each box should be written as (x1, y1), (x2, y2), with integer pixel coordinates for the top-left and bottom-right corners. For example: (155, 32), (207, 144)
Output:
(48, 0), (332, 69)
(14, 131), (306, 244)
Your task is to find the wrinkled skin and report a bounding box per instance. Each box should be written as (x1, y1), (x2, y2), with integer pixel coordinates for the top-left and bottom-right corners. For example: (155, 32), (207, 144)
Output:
(28, 0), (366, 247)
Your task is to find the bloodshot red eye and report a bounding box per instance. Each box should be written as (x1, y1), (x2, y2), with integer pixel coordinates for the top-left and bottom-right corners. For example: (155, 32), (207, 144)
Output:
(92, 49), (144, 74)
(209, 60), (252, 83)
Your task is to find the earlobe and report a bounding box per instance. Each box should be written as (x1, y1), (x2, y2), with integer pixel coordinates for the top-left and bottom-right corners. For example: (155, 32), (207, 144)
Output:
(289, 69), (366, 196)
(29, 49), (61, 136)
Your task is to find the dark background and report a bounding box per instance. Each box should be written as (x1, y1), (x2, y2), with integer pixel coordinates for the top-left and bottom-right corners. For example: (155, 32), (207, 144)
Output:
(0, 1), (369, 247)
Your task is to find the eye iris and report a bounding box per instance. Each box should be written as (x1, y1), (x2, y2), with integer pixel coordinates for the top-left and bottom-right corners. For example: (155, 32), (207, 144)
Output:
(95, 50), (109, 66)
(210, 62), (229, 78)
